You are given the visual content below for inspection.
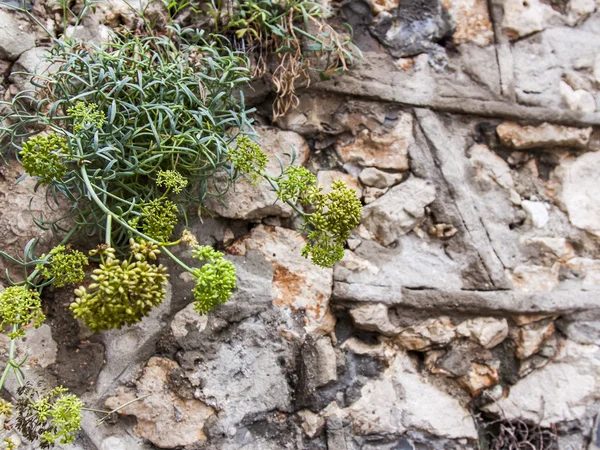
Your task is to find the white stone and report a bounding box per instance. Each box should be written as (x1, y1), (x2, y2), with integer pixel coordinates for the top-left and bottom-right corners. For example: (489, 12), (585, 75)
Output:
(511, 319), (555, 359)
(337, 250), (379, 275)
(485, 340), (600, 426)
(361, 176), (436, 246)
(560, 80), (596, 113)
(567, 0), (596, 24)
(346, 350), (478, 439)
(470, 144), (521, 204)
(594, 53), (600, 84)
(443, 0), (494, 46)
(553, 151), (600, 237)
(566, 258), (600, 288)
(349, 303), (399, 336)
(501, 0), (559, 40)
(521, 200), (549, 228)
(456, 317), (509, 349)
(358, 167), (403, 189)
(507, 264), (559, 292)
(298, 410), (325, 438)
(522, 237), (575, 264)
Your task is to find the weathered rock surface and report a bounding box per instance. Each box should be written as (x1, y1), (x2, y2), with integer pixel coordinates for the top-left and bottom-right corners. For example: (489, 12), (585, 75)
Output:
(105, 357), (215, 448)
(486, 340), (600, 426)
(228, 225), (335, 334)
(553, 150), (600, 237)
(0, 10), (36, 61)
(334, 113), (412, 170)
(346, 348), (478, 439)
(496, 122), (592, 150)
(361, 176), (436, 246)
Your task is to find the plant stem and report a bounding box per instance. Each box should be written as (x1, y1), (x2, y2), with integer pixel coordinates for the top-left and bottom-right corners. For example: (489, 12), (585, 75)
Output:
(0, 325), (19, 392)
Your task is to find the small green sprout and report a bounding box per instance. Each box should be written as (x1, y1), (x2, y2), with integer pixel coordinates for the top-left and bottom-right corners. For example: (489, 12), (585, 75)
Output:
(67, 102), (106, 132)
(0, 286), (45, 339)
(39, 245), (89, 288)
(191, 245), (237, 315)
(20, 134), (69, 185)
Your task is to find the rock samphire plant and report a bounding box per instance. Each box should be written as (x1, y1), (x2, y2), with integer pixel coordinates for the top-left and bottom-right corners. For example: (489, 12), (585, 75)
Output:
(0, 0), (361, 446)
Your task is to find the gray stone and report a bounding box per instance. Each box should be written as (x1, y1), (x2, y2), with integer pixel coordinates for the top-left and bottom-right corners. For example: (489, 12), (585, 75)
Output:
(349, 303), (399, 336)
(485, 340), (600, 426)
(456, 317), (509, 349)
(346, 349), (477, 438)
(9, 46), (55, 93)
(361, 176), (436, 246)
(358, 167), (404, 189)
(0, 10), (36, 61)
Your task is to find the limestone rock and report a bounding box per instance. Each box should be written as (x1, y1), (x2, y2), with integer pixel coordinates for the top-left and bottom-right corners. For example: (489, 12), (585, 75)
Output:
(501, 0), (559, 40)
(346, 350), (477, 438)
(521, 200), (549, 228)
(228, 225), (335, 334)
(204, 127), (309, 220)
(560, 80), (596, 113)
(396, 317), (456, 351)
(566, 258), (600, 288)
(553, 151), (600, 237)
(298, 410), (325, 438)
(105, 357), (215, 448)
(507, 264), (559, 292)
(361, 176), (436, 246)
(469, 144), (521, 204)
(349, 303), (399, 336)
(511, 319), (555, 359)
(365, 0), (399, 14)
(20, 325), (57, 369)
(522, 237), (575, 265)
(485, 340), (600, 426)
(170, 303), (208, 342)
(456, 317), (509, 349)
(362, 186), (388, 204)
(335, 113), (413, 170)
(358, 167), (404, 189)
(0, 10), (36, 61)
(316, 170), (363, 198)
(442, 0), (494, 46)
(457, 362), (500, 396)
(0, 161), (70, 280)
(496, 122), (592, 150)
(594, 53), (600, 84)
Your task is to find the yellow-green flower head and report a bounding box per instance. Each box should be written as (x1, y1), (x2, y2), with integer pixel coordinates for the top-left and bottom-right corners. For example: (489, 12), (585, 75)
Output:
(276, 166), (317, 203)
(156, 170), (188, 194)
(0, 399), (13, 418)
(70, 243), (169, 332)
(191, 245), (236, 315)
(301, 180), (362, 268)
(0, 286), (45, 339)
(15, 385), (83, 447)
(139, 198), (179, 243)
(40, 245), (88, 288)
(67, 102), (105, 133)
(20, 134), (69, 185)
(228, 135), (268, 183)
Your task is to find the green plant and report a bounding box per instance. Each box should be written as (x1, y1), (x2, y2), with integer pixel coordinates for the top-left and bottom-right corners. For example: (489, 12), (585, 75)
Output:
(210, 0), (360, 118)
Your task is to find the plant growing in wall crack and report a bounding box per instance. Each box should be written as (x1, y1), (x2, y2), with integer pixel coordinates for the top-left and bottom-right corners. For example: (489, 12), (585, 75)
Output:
(0, 1), (361, 446)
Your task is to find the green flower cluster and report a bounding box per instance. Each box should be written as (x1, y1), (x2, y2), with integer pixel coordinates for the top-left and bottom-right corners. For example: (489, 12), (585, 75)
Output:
(39, 245), (89, 288)
(191, 246), (237, 315)
(0, 286), (45, 339)
(301, 180), (362, 267)
(0, 399), (13, 418)
(70, 243), (169, 332)
(156, 170), (188, 194)
(20, 134), (68, 185)
(276, 166), (317, 203)
(15, 385), (82, 448)
(139, 198), (179, 243)
(67, 102), (105, 132)
(228, 135), (268, 183)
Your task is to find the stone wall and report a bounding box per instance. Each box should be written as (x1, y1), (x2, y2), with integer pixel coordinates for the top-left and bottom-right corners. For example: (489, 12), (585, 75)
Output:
(1, 0), (600, 449)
